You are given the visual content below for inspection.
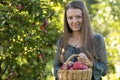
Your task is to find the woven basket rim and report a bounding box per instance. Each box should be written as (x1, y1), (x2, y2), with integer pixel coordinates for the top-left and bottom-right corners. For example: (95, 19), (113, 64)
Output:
(58, 68), (92, 71)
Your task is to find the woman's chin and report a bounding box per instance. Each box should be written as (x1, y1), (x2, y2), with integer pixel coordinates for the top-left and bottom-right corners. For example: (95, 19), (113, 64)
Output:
(72, 29), (80, 32)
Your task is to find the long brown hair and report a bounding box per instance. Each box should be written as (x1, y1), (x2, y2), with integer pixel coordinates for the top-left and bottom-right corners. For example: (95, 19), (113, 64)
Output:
(60, 0), (98, 63)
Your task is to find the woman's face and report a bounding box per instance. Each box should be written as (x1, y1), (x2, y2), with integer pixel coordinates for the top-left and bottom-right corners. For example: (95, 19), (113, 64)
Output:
(66, 8), (83, 32)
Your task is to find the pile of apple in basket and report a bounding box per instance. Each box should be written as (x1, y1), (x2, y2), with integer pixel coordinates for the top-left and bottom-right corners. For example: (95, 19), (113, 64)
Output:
(58, 54), (92, 80)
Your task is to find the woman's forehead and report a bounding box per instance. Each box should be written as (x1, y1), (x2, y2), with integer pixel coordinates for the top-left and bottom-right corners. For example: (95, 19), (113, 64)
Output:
(66, 8), (82, 16)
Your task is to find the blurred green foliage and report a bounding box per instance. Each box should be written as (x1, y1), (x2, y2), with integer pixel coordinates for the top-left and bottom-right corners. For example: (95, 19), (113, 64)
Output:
(0, 0), (120, 80)
(0, 0), (62, 79)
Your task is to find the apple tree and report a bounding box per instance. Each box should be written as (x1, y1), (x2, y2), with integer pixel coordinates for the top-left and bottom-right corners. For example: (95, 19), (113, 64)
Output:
(0, 0), (63, 80)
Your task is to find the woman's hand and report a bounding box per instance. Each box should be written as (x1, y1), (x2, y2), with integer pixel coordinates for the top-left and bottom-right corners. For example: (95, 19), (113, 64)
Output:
(77, 53), (93, 68)
(67, 61), (74, 64)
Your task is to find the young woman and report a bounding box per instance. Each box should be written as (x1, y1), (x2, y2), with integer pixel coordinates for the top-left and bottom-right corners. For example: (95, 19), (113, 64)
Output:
(53, 0), (108, 80)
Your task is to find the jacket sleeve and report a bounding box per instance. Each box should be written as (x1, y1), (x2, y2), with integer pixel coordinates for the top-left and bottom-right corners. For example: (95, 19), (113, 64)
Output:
(53, 36), (63, 79)
(93, 34), (108, 80)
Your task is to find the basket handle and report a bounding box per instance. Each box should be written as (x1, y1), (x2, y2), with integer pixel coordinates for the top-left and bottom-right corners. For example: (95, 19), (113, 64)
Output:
(64, 54), (79, 70)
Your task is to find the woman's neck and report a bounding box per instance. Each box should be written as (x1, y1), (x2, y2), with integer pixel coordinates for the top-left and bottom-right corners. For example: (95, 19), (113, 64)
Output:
(68, 31), (82, 48)
(72, 31), (81, 40)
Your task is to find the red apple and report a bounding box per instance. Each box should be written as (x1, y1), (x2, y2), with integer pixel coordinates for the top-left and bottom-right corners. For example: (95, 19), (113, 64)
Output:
(43, 17), (49, 27)
(67, 61), (73, 69)
(80, 64), (88, 70)
(73, 61), (82, 70)
(69, 67), (74, 70)
(16, 4), (22, 10)
(40, 25), (45, 30)
(61, 63), (72, 70)
(39, 53), (45, 59)
(61, 64), (65, 70)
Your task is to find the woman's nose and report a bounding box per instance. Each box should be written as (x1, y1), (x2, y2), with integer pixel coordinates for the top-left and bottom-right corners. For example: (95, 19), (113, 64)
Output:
(72, 18), (77, 23)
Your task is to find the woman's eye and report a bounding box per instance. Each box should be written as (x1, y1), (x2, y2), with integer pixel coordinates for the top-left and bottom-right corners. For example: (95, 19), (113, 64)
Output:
(77, 16), (82, 18)
(68, 16), (73, 19)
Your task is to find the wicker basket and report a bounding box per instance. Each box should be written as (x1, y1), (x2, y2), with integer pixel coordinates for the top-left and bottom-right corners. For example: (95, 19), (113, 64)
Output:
(58, 54), (92, 80)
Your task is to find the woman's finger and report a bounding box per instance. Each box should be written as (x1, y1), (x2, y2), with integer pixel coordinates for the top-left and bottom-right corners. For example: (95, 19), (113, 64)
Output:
(79, 53), (88, 60)
(79, 53), (86, 58)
